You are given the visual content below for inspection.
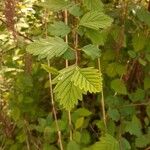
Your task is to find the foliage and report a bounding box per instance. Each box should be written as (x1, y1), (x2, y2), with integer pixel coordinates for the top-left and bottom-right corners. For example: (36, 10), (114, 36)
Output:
(0, 0), (150, 149)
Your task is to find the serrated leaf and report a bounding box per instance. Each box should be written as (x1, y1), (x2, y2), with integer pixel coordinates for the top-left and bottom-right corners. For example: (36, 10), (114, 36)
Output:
(48, 21), (70, 37)
(80, 11), (113, 30)
(129, 88), (145, 102)
(71, 66), (102, 93)
(92, 134), (119, 150)
(86, 29), (108, 45)
(40, 0), (72, 11)
(26, 37), (68, 60)
(125, 115), (142, 137)
(111, 79), (127, 95)
(54, 68), (83, 110)
(135, 134), (150, 148)
(53, 66), (102, 110)
(128, 50), (137, 58)
(82, 44), (101, 60)
(83, 0), (103, 11)
(62, 48), (76, 60)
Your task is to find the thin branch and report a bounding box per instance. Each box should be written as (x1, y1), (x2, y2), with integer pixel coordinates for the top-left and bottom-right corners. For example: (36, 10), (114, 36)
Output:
(120, 101), (150, 107)
(98, 58), (107, 130)
(44, 10), (64, 150)
(64, 9), (73, 141)
(48, 60), (64, 150)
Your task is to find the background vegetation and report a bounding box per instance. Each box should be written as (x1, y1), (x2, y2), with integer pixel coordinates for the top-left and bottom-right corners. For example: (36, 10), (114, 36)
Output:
(0, 0), (150, 149)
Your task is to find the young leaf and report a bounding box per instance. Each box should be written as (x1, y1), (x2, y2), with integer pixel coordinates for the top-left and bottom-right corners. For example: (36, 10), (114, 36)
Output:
(71, 66), (102, 93)
(75, 117), (84, 129)
(80, 11), (113, 30)
(81, 44), (101, 60)
(92, 134), (119, 150)
(48, 21), (71, 37)
(26, 37), (69, 60)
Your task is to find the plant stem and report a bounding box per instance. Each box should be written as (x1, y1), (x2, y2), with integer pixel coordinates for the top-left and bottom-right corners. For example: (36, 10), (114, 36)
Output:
(64, 9), (73, 141)
(48, 60), (64, 150)
(44, 10), (63, 150)
(97, 58), (107, 130)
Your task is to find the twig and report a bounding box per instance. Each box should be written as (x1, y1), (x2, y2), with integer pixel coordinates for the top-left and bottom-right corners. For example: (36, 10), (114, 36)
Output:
(64, 9), (73, 141)
(48, 60), (64, 150)
(120, 102), (150, 107)
(97, 58), (107, 130)
(44, 10), (64, 150)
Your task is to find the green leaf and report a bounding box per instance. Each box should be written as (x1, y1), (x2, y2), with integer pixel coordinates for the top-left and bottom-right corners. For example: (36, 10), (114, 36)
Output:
(26, 37), (69, 60)
(71, 66), (102, 93)
(128, 50), (137, 58)
(40, 0), (72, 11)
(68, 4), (83, 17)
(80, 11), (113, 30)
(135, 134), (150, 148)
(86, 29), (108, 45)
(92, 134), (119, 150)
(48, 21), (71, 37)
(75, 117), (84, 129)
(41, 64), (59, 74)
(111, 79), (127, 95)
(81, 44), (101, 60)
(138, 58), (147, 66)
(120, 138), (131, 150)
(67, 141), (80, 150)
(80, 130), (91, 145)
(54, 67), (83, 110)
(83, 0), (103, 11)
(108, 108), (120, 122)
(125, 116), (142, 137)
(106, 63), (117, 77)
(11, 107), (20, 121)
(73, 108), (92, 117)
(136, 7), (150, 27)
(53, 66), (102, 110)
(132, 33), (146, 52)
(73, 131), (81, 143)
(62, 48), (76, 60)
(129, 88), (145, 102)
